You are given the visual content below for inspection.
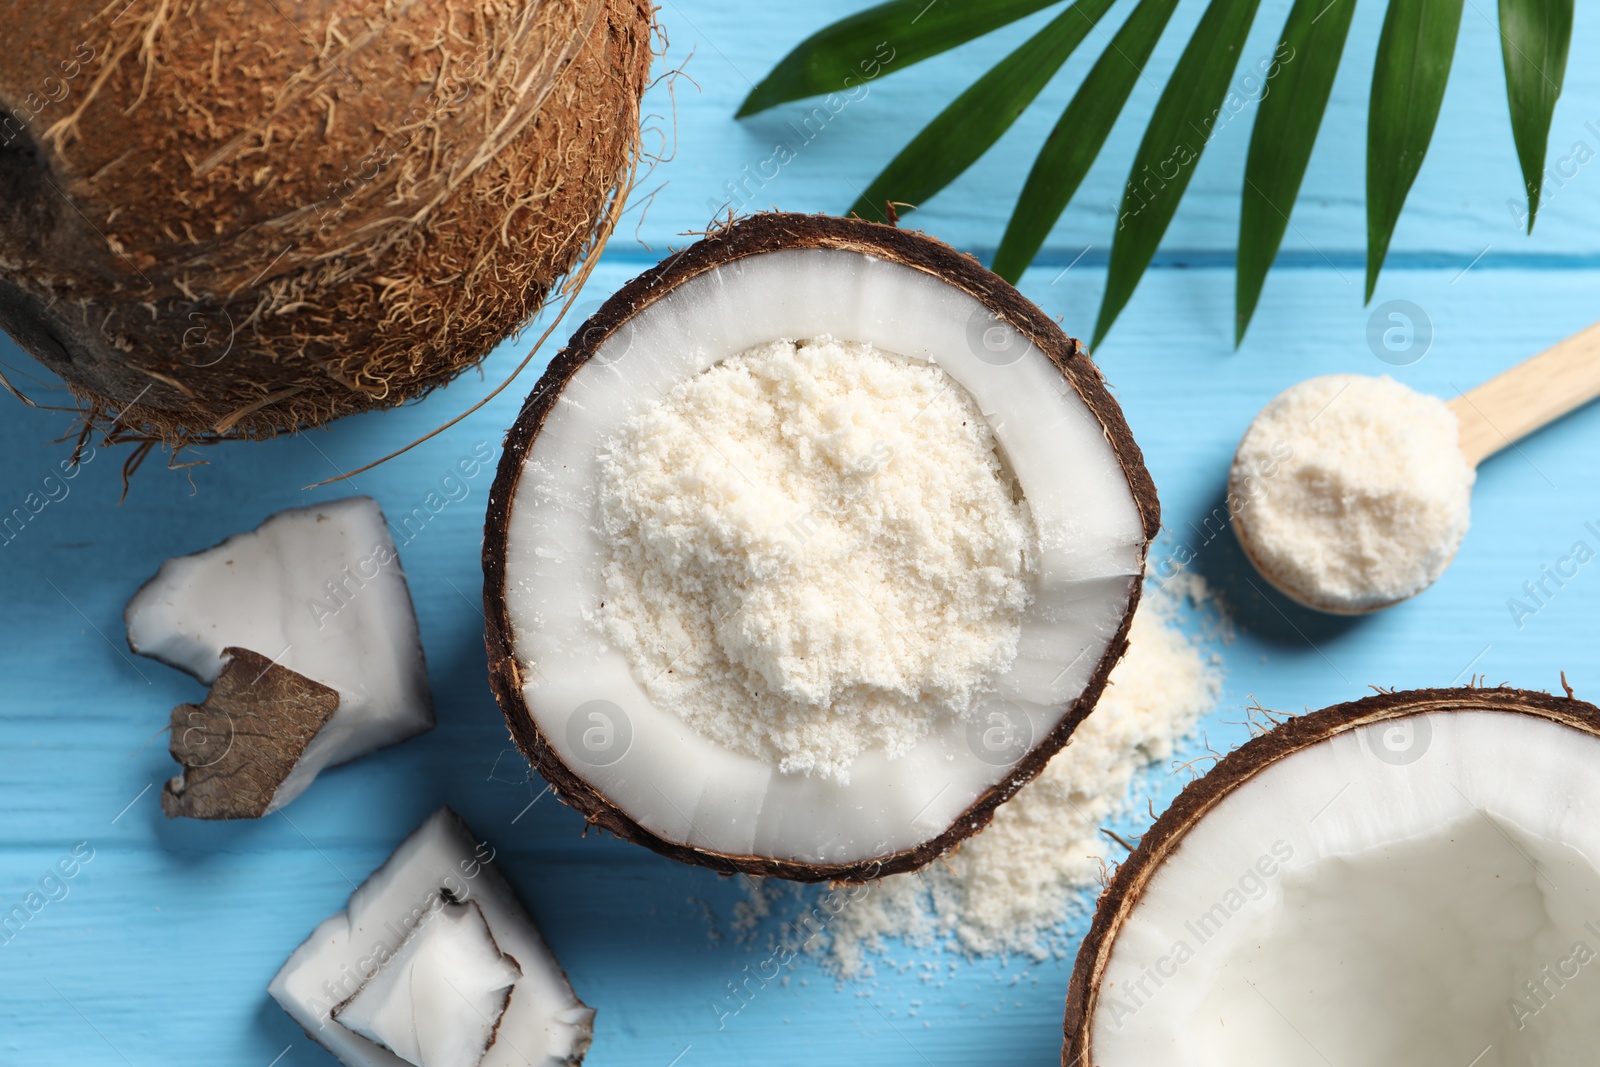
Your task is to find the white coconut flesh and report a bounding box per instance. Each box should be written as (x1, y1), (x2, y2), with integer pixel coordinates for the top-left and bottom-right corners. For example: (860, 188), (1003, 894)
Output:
(270, 808), (594, 1067)
(501, 247), (1145, 866)
(1091, 710), (1600, 1065)
(125, 496), (433, 809)
(335, 900), (522, 1067)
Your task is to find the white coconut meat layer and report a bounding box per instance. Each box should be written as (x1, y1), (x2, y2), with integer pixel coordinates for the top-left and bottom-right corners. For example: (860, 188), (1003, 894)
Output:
(1092, 711), (1600, 1066)
(125, 497), (433, 809)
(335, 900), (522, 1067)
(270, 808), (593, 1067)
(502, 248), (1145, 866)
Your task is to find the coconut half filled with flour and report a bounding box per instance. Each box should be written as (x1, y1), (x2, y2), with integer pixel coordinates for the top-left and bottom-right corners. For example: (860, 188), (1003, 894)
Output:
(484, 214), (1157, 880)
(1066, 686), (1600, 1066)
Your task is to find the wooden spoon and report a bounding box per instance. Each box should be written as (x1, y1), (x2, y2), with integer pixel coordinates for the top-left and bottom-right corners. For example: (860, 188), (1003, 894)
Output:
(1231, 321), (1600, 615)
(1448, 321), (1600, 466)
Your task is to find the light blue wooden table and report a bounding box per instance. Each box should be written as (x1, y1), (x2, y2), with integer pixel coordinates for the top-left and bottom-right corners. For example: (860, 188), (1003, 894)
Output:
(4, 1), (1599, 1063)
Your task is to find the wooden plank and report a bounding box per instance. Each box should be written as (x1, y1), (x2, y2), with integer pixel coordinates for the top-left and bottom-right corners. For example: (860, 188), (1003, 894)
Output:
(4, 2), (1600, 1058)
(4, 256), (1600, 1063)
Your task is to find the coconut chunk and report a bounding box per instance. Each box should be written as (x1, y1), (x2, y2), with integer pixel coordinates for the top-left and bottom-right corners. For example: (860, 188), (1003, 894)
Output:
(162, 647), (341, 819)
(334, 900), (522, 1067)
(126, 496), (433, 811)
(269, 808), (593, 1067)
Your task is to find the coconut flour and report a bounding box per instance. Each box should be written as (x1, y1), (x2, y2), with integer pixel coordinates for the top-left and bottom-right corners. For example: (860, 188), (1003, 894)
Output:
(595, 336), (1036, 780)
(731, 571), (1223, 973)
(1231, 374), (1474, 612)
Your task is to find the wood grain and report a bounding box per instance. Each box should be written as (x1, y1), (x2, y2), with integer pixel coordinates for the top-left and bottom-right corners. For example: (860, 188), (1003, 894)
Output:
(1, 1), (1599, 1064)
(1449, 320), (1600, 465)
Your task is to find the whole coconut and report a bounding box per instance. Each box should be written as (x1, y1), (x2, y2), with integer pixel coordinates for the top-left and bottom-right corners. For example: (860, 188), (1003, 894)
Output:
(0, 0), (653, 443)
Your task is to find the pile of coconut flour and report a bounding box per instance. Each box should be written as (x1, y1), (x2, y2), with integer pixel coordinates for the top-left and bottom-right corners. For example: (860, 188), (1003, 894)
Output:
(1231, 374), (1474, 612)
(730, 571), (1223, 975)
(596, 336), (1036, 780)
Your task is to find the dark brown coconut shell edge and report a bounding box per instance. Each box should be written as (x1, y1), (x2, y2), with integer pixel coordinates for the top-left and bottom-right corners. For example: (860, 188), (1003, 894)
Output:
(1062, 684), (1600, 1064)
(481, 212), (1161, 883)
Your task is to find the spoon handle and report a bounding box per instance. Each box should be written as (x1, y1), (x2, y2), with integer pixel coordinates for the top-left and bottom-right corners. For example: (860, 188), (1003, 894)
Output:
(1447, 321), (1600, 467)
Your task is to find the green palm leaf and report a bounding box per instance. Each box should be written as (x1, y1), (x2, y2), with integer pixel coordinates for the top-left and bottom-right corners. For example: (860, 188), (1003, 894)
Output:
(1094, 0), (1262, 347)
(748, 0), (1574, 342)
(1236, 0), (1358, 345)
(846, 0), (1116, 224)
(737, 0), (1064, 118)
(991, 0), (1182, 283)
(1366, 0), (1466, 301)
(1498, 0), (1573, 232)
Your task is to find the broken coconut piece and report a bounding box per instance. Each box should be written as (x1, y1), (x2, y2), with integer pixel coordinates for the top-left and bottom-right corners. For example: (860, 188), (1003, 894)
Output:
(1066, 686), (1600, 1066)
(126, 496), (433, 812)
(163, 647), (341, 819)
(270, 808), (593, 1067)
(484, 213), (1158, 881)
(335, 900), (523, 1067)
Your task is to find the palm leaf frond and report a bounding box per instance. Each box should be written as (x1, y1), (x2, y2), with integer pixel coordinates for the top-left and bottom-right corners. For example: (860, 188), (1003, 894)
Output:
(1095, 0), (1263, 346)
(1236, 0), (1358, 344)
(992, 0), (1182, 283)
(1367, 0), (1466, 301)
(1498, 0), (1573, 232)
(846, 0), (1117, 223)
(741, 0), (1570, 344)
(738, 0), (1063, 118)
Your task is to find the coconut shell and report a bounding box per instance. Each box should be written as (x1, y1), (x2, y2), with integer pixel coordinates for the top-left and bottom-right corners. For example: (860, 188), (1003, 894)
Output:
(482, 212), (1161, 882)
(0, 0), (652, 444)
(1062, 684), (1600, 1064)
(161, 646), (341, 820)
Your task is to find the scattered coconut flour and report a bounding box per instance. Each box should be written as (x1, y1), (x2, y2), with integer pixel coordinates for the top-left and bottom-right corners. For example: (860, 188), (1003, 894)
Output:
(1231, 374), (1474, 612)
(729, 571), (1223, 975)
(595, 336), (1036, 780)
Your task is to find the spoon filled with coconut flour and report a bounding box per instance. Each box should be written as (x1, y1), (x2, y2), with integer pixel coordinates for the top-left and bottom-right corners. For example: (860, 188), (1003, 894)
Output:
(1230, 321), (1600, 614)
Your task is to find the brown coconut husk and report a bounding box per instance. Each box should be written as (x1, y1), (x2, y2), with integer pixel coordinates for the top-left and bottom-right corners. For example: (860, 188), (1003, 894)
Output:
(0, 0), (653, 447)
(1062, 684), (1600, 1065)
(482, 212), (1162, 883)
(161, 646), (342, 820)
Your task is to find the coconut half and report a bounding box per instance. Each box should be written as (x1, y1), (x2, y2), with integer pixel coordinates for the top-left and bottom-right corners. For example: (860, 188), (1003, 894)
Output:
(127, 496), (433, 815)
(483, 213), (1158, 881)
(270, 807), (594, 1067)
(1066, 686), (1600, 1066)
